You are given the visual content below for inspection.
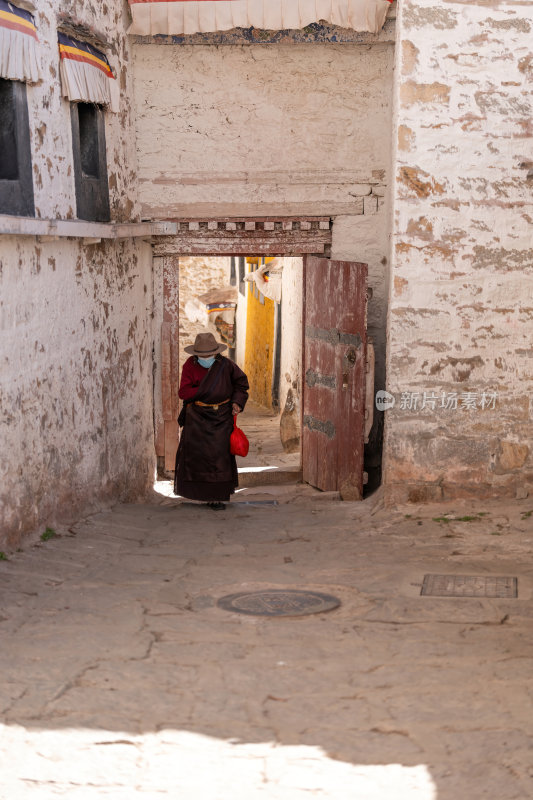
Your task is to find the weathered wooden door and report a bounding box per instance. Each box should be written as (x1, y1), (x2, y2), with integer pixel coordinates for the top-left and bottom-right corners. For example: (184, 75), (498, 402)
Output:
(302, 256), (367, 500)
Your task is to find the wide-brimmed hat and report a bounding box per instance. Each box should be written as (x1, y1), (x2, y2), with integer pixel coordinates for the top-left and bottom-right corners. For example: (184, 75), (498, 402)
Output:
(184, 332), (227, 356)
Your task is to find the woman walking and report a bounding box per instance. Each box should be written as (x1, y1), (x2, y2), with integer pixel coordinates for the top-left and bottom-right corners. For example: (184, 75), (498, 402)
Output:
(174, 332), (249, 509)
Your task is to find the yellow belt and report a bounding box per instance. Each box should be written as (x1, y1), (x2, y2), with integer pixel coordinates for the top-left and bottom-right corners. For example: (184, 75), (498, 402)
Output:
(194, 397), (230, 411)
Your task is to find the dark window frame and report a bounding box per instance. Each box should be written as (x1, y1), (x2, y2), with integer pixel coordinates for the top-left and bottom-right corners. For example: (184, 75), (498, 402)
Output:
(70, 101), (110, 222)
(0, 78), (35, 217)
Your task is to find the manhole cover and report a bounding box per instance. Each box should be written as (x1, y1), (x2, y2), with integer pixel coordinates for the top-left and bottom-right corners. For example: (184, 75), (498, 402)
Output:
(217, 589), (341, 617)
(421, 574), (518, 598)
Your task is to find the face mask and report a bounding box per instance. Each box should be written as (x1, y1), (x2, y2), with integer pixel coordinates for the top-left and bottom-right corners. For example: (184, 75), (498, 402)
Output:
(198, 356), (216, 368)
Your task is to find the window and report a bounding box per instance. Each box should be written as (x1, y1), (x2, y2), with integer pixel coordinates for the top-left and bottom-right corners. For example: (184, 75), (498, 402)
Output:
(0, 78), (34, 216)
(0, 82), (18, 180)
(78, 104), (99, 178)
(70, 102), (110, 222)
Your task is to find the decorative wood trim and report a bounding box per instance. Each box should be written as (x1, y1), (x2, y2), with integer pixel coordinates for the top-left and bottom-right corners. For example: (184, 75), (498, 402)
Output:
(152, 217), (332, 256)
(0, 215), (333, 254)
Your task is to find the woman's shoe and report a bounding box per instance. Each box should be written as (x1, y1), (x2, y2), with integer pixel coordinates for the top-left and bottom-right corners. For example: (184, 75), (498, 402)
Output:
(207, 502), (225, 510)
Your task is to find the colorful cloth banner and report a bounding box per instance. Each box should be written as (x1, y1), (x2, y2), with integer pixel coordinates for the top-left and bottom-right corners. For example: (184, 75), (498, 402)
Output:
(127, 0), (393, 36)
(58, 32), (118, 111)
(206, 301), (237, 314)
(0, 0), (41, 83)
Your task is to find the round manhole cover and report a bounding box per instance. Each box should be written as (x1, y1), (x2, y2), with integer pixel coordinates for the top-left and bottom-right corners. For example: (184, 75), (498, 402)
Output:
(216, 589), (341, 617)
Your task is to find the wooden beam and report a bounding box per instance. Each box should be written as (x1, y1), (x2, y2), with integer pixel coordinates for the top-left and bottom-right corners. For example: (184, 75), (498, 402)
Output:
(152, 219), (332, 256)
(0, 214), (178, 240)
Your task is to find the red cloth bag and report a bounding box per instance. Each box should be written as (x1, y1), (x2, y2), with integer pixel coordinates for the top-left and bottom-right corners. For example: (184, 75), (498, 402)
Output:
(230, 416), (249, 457)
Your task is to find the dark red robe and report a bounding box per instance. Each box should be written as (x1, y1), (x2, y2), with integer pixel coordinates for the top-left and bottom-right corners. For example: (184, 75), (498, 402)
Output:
(174, 355), (249, 501)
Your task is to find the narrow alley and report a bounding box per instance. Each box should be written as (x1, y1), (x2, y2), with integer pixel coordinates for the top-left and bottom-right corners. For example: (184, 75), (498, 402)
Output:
(1, 490), (532, 799)
(1, 0), (531, 796)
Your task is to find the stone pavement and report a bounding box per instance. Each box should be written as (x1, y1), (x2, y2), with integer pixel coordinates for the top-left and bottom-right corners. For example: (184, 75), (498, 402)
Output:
(238, 400), (301, 469)
(0, 485), (532, 799)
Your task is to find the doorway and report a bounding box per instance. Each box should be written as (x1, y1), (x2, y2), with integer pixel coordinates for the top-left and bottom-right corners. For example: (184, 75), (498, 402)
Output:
(152, 219), (370, 499)
(235, 256), (303, 471)
(164, 253), (304, 476)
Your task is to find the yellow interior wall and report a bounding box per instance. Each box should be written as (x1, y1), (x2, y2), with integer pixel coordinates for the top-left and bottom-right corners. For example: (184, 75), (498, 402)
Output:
(244, 257), (276, 409)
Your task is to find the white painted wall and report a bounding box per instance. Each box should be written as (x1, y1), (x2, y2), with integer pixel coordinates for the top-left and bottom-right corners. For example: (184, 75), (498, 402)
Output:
(0, 0), (154, 545)
(235, 261), (248, 370)
(384, 0), (533, 503)
(28, 0), (140, 222)
(0, 238), (154, 544)
(280, 257), (303, 419)
(133, 42), (394, 220)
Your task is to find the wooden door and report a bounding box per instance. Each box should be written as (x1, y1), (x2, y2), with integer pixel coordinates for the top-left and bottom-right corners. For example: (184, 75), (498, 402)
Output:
(302, 256), (367, 500)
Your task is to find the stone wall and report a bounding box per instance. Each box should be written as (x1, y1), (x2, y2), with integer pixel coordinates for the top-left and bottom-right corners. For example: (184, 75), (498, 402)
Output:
(384, 0), (533, 503)
(0, 0), (154, 545)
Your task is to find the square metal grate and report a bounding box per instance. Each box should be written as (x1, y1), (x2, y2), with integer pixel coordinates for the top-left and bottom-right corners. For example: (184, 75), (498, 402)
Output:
(421, 574), (518, 598)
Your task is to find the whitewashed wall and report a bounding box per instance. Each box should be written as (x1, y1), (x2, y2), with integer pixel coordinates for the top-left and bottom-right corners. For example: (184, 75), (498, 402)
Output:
(280, 257), (303, 452)
(0, 0), (154, 545)
(0, 238), (154, 545)
(133, 42), (393, 220)
(28, 0), (139, 222)
(384, 0), (533, 503)
(235, 263), (248, 370)
(280, 258), (303, 415)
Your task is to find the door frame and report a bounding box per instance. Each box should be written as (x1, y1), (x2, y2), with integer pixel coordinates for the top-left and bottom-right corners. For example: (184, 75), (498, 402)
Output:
(153, 216), (343, 477)
(156, 249), (368, 495)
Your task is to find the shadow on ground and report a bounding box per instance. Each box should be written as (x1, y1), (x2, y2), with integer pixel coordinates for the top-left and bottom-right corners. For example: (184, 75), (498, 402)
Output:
(1, 489), (532, 798)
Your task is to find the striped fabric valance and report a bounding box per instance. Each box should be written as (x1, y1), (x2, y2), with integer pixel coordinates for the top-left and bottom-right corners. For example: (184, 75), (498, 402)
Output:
(0, 0), (41, 83)
(127, 0), (393, 36)
(58, 32), (119, 111)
